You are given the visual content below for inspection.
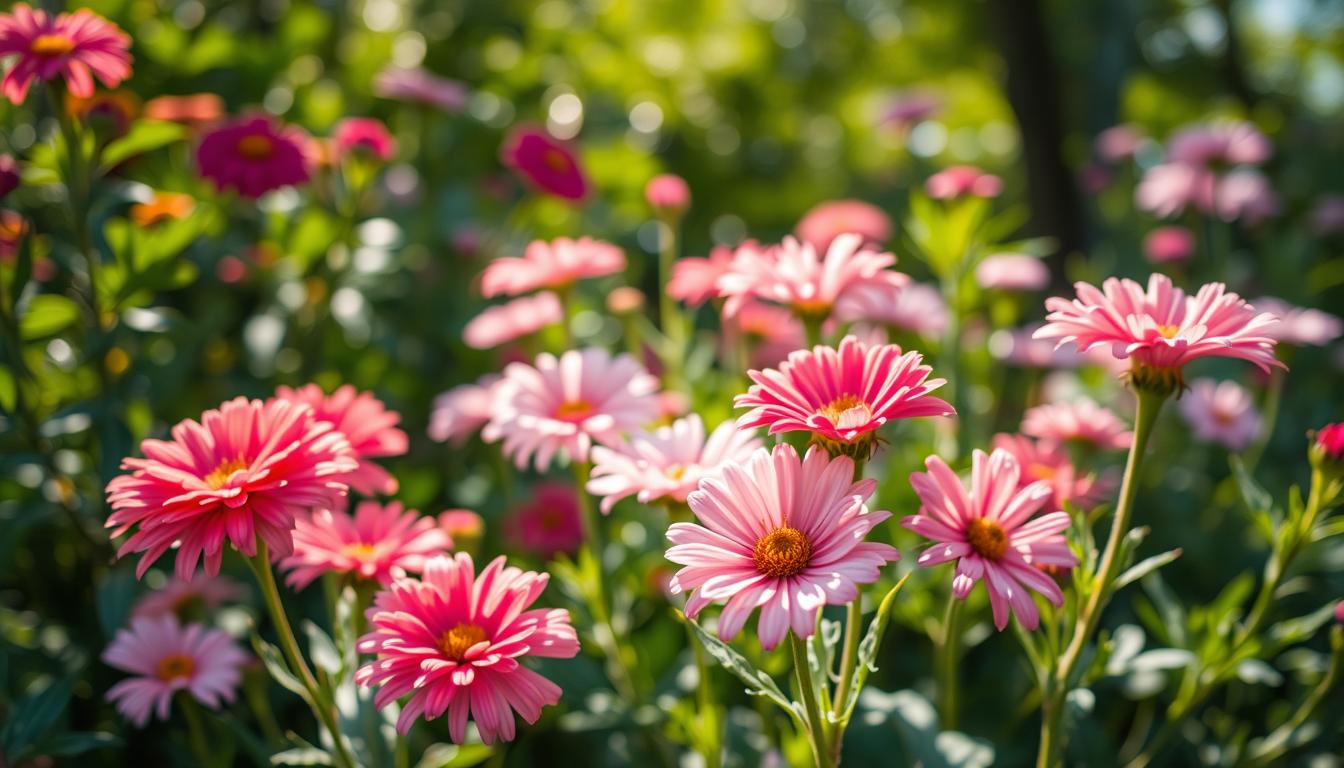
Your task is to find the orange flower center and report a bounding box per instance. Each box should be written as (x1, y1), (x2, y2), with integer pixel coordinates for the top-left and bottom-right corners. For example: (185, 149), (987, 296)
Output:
(237, 134), (274, 160)
(1156, 324), (1180, 339)
(816, 394), (872, 431)
(1028, 462), (1058, 481)
(966, 518), (1008, 561)
(203, 457), (248, 489)
(753, 526), (812, 578)
(542, 148), (570, 173)
(342, 543), (378, 560)
(793, 298), (832, 318)
(156, 653), (196, 682)
(30, 34), (75, 57)
(554, 399), (593, 422)
(438, 623), (488, 661)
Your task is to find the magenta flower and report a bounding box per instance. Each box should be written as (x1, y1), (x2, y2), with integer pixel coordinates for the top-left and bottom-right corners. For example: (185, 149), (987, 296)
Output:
(666, 444), (899, 650)
(1143, 226), (1195, 265)
(645, 173), (690, 217)
(836, 281), (949, 340)
(480, 236), (625, 298)
(463, 292), (564, 349)
(429, 375), (502, 445)
(588, 414), (762, 514)
(992, 433), (1112, 512)
(356, 553), (580, 741)
(0, 4), (131, 104)
(103, 616), (248, 727)
(131, 575), (244, 621)
(1178, 379), (1262, 452)
(735, 334), (953, 454)
(794, 199), (893, 253)
(1252, 297), (1343, 347)
(1135, 163), (1215, 218)
(903, 450), (1077, 630)
(506, 483), (585, 558)
(974, 254), (1050, 292)
(196, 115), (312, 199)
(483, 348), (659, 470)
(500, 124), (590, 202)
(275, 384), (408, 497)
(106, 397), (356, 579)
(373, 66), (468, 111)
(1317, 424), (1344, 462)
(1021, 399), (1132, 450)
(717, 234), (907, 320)
(925, 165), (1003, 200)
(1167, 120), (1272, 167)
(0, 154), (18, 199)
(332, 117), (396, 161)
(282, 502), (452, 589)
(668, 244), (735, 306)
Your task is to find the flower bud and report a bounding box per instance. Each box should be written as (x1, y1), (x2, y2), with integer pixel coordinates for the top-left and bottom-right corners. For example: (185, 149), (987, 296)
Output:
(1311, 423), (1344, 469)
(645, 174), (690, 220)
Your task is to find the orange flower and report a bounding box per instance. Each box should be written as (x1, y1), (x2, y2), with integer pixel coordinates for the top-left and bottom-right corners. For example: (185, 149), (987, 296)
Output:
(144, 93), (224, 129)
(0, 209), (26, 261)
(130, 192), (195, 227)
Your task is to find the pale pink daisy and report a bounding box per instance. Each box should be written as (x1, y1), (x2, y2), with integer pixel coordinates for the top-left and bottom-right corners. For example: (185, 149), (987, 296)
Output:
(1034, 274), (1283, 392)
(1143, 226), (1195, 264)
(1252, 297), (1343, 347)
(903, 449), (1078, 630)
(666, 444), (899, 650)
(506, 483), (584, 557)
(1021, 399), (1132, 450)
(275, 384), (408, 497)
(373, 66), (468, 112)
(0, 4), (132, 104)
(1135, 163), (1215, 218)
(1167, 120), (1272, 167)
(356, 553), (580, 742)
(716, 234), (908, 320)
(483, 348), (660, 470)
(1095, 124), (1145, 164)
(794, 199), (893, 253)
(105, 397), (356, 579)
(281, 502), (452, 590)
(463, 292), (564, 350)
(587, 414), (762, 514)
(429, 375), (502, 445)
(479, 237), (625, 298)
(669, 245), (735, 306)
(835, 281), (949, 340)
(1215, 169), (1278, 225)
(992, 434), (1112, 512)
(975, 254), (1050, 292)
(1178, 379), (1262, 452)
(103, 615), (249, 728)
(925, 165), (1003, 200)
(724, 299), (806, 369)
(735, 334), (954, 455)
(132, 574), (245, 621)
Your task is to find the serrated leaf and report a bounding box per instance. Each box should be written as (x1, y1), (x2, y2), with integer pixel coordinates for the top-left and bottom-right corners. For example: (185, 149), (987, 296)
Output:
(681, 613), (797, 719)
(1115, 548), (1183, 590)
(841, 573), (912, 721)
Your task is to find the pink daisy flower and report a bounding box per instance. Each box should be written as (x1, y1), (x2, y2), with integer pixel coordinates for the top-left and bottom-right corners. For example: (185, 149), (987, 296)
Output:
(281, 501), (452, 590)
(717, 234), (908, 320)
(1166, 120), (1272, 167)
(105, 397), (356, 580)
(356, 553), (580, 742)
(1178, 379), (1262, 452)
(429, 375), (502, 445)
(483, 348), (659, 470)
(506, 483), (584, 558)
(974, 254), (1050, 292)
(464, 292), (564, 350)
(993, 433), (1113, 511)
(439, 509), (484, 542)
(1135, 163), (1215, 218)
(903, 449), (1078, 631)
(1095, 124), (1145, 164)
(925, 165), (1003, 200)
(1215, 169), (1278, 225)
(665, 444), (899, 650)
(735, 334), (954, 455)
(1143, 226), (1195, 264)
(587, 414), (762, 514)
(480, 236), (625, 298)
(332, 117), (396, 162)
(275, 384), (408, 497)
(131, 574), (245, 621)
(373, 66), (468, 112)
(0, 4), (131, 105)
(1253, 297), (1343, 347)
(103, 615), (249, 728)
(835, 281), (949, 340)
(645, 173), (690, 217)
(794, 199), (893, 253)
(668, 244), (736, 306)
(1033, 274), (1283, 392)
(196, 115), (312, 199)
(724, 299), (806, 370)
(1021, 399), (1132, 450)
(500, 124), (590, 202)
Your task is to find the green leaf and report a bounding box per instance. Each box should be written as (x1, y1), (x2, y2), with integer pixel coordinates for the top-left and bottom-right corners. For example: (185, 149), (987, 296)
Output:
(40, 731), (121, 757)
(250, 633), (311, 703)
(302, 620), (343, 678)
(271, 747), (333, 765)
(99, 121), (186, 171)
(680, 612), (798, 719)
(1115, 548), (1183, 590)
(841, 572), (912, 720)
(414, 743), (495, 768)
(0, 677), (72, 760)
(19, 294), (80, 340)
(1269, 603), (1339, 646)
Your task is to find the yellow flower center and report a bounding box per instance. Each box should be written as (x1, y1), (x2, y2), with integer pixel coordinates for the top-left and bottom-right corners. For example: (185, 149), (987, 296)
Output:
(666, 464), (687, 481)
(554, 399), (593, 421)
(1156, 324), (1180, 339)
(237, 134), (274, 160)
(156, 653), (196, 682)
(816, 394), (872, 431)
(30, 34), (75, 57)
(966, 518), (1008, 561)
(203, 457), (248, 490)
(342, 543), (378, 560)
(438, 623), (488, 662)
(542, 148), (570, 173)
(1028, 462), (1058, 482)
(793, 298), (832, 319)
(753, 526), (813, 578)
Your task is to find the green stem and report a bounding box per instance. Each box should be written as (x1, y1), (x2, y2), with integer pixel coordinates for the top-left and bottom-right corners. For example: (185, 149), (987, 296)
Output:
(572, 461), (639, 701)
(687, 622), (722, 768)
(802, 314), (823, 348)
(790, 632), (835, 768)
(179, 692), (214, 768)
(656, 219), (686, 390)
(246, 544), (357, 768)
(826, 457), (868, 762)
(937, 595), (963, 730)
(1242, 627), (1342, 768)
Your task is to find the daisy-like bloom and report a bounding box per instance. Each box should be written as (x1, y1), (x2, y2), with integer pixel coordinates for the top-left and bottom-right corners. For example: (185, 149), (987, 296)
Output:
(500, 124), (590, 202)
(588, 414), (762, 513)
(144, 93), (225, 129)
(506, 483), (584, 558)
(1252, 297), (1343, 347)
(373, 66), (468, 112)
(0, 154), (18, 199)
(735, 334), (954, 458)
(724, 299), (806, 369)
(281, 501), (451, 590)
(1095, 124), (1144, 164)
(717, 234), (908, 321)
(794, 199), (893, 253)
(103, 615), (249, 728)
(1167, 120), (1272, 167)
(130, 191), (195, 228)
(480, 236), (625, 298)
(1034, 273), (1283, 395)
(668, 244), (736, 306)
(665, 444), (899, 650)
(356, 553), (579, 742)
(1021, 399), (1132, 450)
(1178, 379), (1262, 452)
(0, 5), (131, 104)
(483, 348), (659, 470)
(993, 433), (1112, 512)
(1309, 195), (1344, 237)
(105, 397), (356, 579)
(196, 115), (312, 199)
(1143, 226), (1195, 265)
(131, 575), (245, 621)
(275, 384), (408, 497)
(975, 253), (1050, 292)
(429, 375), (502, 445)
(1135, 163), (1215, 218)
(332, 117), (396, 162)
(646, 173), (690, 218)
(925, 165), (1003, 200)
(836, 281), (949, 340)
(1215, 169), (1278, 225)
(903, 449), (1078, 630)
(463, 292), (564, 350)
